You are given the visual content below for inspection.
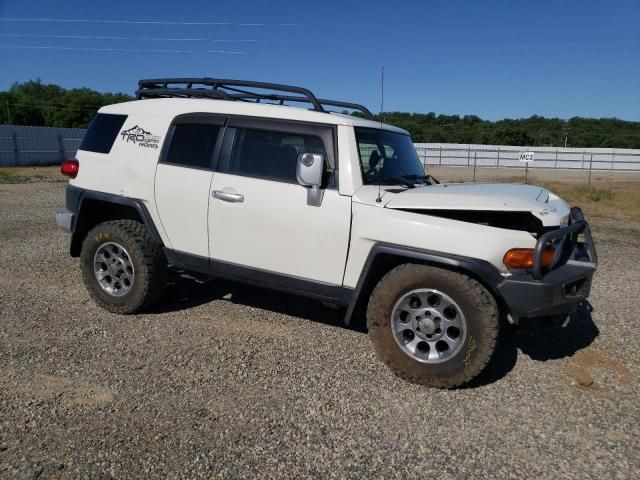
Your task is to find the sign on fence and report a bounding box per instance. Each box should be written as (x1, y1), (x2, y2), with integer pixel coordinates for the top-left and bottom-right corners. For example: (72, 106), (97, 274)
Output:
(519, 151), (535, 163)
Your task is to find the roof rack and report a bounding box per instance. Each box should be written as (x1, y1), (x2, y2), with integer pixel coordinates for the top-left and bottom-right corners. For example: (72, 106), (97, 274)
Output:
(135, 77), (374, 119)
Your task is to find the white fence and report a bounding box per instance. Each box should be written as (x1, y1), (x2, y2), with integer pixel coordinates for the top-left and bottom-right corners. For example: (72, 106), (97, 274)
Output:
(414, 143), (640, 172)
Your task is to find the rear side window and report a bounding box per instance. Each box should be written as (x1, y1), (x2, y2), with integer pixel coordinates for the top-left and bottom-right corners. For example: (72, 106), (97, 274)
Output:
(80, 113), (127, 154)
(229, 128), (327, 183)
(164, 123), (221, 169)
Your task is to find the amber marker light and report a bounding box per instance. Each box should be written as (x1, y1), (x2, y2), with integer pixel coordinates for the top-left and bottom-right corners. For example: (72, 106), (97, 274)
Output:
(503, 246), (555, 270)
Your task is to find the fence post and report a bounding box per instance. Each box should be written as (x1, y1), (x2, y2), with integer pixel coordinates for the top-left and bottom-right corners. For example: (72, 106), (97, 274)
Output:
(439, 146), (442, 166)
(588, 153), (593, 186)
(554, 148), (558, 169)
(57, 133), (65, 163)
(11, 133), (19, 166)
(467, 146), (470, 167)
(473, 152), (477, 182)
(423, 146), (428, 172)
(611, 149), (615, 170)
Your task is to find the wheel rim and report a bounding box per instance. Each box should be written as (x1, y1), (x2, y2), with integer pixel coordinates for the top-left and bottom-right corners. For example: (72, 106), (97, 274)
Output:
(391, 288), (467, 364)
(93, 242), (135, 297)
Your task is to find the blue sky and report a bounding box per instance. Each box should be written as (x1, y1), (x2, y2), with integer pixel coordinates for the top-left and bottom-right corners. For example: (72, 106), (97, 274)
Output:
(1, 0), (639, 120)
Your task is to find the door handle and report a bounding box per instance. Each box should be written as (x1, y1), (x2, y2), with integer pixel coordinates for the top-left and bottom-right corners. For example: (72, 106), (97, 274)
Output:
(212, 190), (244, 203)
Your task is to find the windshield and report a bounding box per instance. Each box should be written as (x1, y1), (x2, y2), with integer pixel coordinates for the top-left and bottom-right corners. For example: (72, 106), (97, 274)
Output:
(355, 127), (426, 186)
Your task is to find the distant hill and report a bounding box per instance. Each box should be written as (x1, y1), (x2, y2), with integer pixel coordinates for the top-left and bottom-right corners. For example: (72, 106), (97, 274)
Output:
(2, 80), (639, 148)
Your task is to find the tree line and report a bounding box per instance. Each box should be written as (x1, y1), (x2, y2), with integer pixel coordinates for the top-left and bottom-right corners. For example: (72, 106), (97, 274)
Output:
(2, 80), (639, 148)
(367, 112), (640, 148)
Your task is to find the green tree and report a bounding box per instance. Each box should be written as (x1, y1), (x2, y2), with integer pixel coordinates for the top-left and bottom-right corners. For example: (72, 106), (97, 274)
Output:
(2, 79), (132, 128)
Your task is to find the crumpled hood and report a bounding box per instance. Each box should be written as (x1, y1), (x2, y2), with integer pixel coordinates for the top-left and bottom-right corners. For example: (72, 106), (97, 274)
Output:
(355, 183), (570, 227)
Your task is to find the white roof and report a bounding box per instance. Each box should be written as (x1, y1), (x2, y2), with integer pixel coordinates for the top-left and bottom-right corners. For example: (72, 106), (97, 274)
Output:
(100, 98), (408, 134)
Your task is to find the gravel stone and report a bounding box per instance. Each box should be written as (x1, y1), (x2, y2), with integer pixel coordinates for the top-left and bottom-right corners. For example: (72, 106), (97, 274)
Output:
(0, 182), (639, 479)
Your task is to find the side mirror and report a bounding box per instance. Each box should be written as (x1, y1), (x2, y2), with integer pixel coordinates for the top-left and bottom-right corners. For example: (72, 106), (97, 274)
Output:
(296, 152), (324, 207)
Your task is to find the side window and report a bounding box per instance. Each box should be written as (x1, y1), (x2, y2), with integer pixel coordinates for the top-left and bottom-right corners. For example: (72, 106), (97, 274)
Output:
(164, 123), (221, 169)
(229, 128), (328, 183)
(80, 113), (127, 154)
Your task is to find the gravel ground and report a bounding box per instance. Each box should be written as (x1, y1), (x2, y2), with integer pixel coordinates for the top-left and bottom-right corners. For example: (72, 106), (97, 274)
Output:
(1, 182), (639, 479)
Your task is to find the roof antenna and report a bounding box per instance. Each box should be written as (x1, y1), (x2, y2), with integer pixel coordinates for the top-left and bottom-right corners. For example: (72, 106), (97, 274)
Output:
(376, 66), (385, 203)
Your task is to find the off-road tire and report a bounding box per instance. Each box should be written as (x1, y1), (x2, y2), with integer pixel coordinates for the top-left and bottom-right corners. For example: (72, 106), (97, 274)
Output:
(367, 264), (499, 388)
(80, 220), (167, 314)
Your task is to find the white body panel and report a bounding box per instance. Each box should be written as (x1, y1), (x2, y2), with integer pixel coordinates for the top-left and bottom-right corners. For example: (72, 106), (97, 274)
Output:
(343, 201), (537, 288)
(380, 183), (570, 227)
(154, 164), (212, 256)
(71, 114), (173, 246)
(209, 173), (351, 285)
(337, 124), (364, 197)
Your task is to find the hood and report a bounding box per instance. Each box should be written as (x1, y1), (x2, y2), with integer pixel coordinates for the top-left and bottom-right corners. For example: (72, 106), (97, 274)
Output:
(354, 183), (570, 227)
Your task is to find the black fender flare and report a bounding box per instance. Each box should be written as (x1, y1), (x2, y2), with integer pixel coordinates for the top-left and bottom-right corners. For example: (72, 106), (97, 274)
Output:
(343, 243), (504, 326)
(67, 185), (164, 255)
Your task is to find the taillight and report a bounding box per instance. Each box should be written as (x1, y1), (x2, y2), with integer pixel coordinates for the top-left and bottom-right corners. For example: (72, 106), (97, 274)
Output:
(60, 159), (79, 179)
(503, 246), (555, 270)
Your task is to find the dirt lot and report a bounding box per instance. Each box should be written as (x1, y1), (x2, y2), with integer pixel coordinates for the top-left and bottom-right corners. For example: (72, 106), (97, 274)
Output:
(1, 168), (639, 479)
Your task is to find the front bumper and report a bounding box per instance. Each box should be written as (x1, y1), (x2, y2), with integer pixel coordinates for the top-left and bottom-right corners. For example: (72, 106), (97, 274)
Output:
(497, 207), (597, 318)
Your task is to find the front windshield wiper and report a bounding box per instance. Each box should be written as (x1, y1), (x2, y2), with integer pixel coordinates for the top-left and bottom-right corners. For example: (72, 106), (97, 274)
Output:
(383, 175), (416, 188)
(402, 174), (440, 185)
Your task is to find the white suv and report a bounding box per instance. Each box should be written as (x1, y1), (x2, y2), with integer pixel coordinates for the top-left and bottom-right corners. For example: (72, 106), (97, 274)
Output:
(56, 78), (597, 387)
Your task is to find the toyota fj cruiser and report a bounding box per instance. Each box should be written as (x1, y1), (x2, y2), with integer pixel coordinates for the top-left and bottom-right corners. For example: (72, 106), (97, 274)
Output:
(56, 78), (597, 387)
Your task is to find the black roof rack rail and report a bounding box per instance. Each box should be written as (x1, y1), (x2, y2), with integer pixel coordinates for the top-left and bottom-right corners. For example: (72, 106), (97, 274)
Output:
(136, 77), (374, 119)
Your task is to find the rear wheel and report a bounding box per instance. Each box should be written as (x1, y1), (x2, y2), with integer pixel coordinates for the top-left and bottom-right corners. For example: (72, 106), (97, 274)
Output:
(367, 264), (499, 388)
(80, 220), (167, 314)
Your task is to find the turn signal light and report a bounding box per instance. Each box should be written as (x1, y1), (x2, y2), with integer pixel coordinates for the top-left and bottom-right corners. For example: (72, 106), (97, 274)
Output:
(503, 246), (555, 270)
(60, 159), (79, 179)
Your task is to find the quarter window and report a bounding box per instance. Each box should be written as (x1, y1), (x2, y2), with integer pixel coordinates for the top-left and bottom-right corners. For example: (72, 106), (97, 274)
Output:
(164, 123), (221, 169)
(80, 113), (127, 154)
(229, 128), (328, 183)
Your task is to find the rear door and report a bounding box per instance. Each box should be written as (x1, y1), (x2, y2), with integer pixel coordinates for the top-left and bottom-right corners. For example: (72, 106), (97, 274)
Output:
(154, 114), (225, 261)
(208, 117), (351, 294)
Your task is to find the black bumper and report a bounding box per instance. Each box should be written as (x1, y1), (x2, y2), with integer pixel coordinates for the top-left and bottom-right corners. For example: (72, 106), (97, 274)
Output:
(497, 207), (597, 318)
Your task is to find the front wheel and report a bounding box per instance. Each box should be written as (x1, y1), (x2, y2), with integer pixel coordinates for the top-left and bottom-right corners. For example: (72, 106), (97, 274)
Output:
(367, 264), (499, 388)
(80, 220), (167, 314)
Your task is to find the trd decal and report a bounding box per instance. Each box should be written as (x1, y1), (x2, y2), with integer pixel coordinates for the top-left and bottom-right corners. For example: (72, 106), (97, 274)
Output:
(120, 125), (160, 149)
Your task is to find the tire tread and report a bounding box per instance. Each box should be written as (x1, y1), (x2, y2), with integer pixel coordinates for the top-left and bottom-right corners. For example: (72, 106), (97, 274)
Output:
(367, 263), (499, 388)
(80, 220), (167, 314)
